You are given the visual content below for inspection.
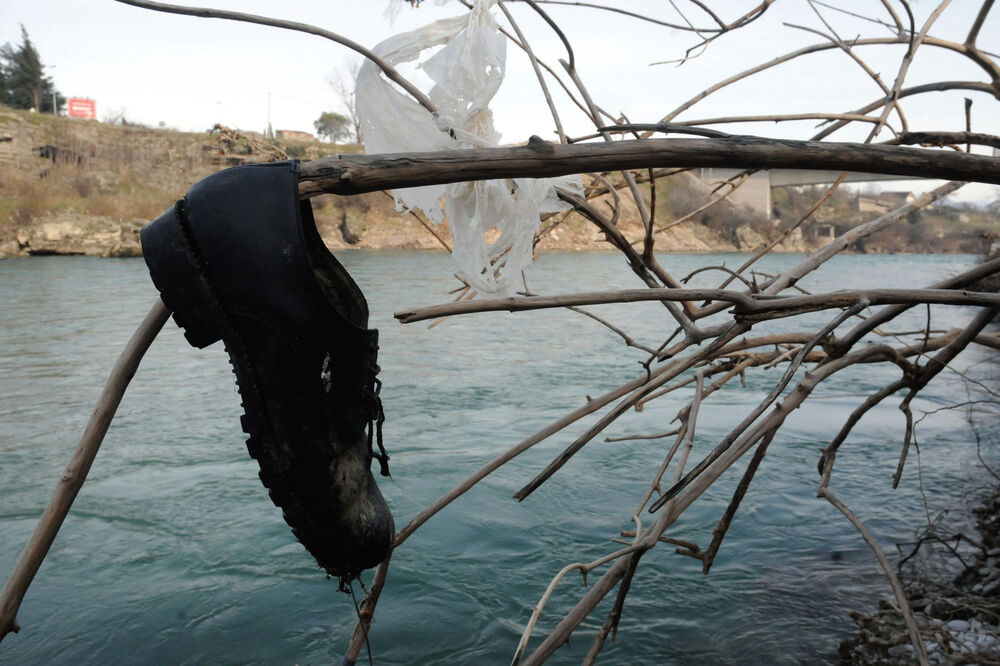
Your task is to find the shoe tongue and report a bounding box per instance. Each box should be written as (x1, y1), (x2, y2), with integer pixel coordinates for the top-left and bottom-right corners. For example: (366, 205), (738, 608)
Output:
(300, 201), (369, 328)
(311, 264), (369, 328)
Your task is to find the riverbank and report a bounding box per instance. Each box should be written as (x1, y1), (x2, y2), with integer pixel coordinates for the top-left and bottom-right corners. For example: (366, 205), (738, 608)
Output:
(0, 104), (791, 258)
(840, 485), (1000, 664)
(0, 191), (752, 258)
(2, 106), (998, 258)
(840, 267), (1000, 665)
(5, 185), (990, 259)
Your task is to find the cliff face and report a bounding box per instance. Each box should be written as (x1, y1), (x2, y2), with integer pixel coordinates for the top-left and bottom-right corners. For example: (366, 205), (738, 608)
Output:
(0, 107), (217, 258)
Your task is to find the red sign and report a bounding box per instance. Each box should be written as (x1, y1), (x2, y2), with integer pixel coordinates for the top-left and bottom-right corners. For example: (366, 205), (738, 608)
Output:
(67, 98), (96, 119)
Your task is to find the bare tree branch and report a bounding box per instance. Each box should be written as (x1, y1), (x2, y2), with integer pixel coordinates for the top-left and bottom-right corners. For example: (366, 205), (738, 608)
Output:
(297, 140), (999, 198)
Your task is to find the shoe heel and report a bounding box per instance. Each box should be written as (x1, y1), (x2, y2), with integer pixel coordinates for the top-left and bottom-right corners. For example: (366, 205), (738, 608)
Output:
(141, 203), (223, 349)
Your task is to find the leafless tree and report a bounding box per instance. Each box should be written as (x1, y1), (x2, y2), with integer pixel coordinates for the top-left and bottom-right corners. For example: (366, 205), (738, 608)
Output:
(328, 59), (362, 144)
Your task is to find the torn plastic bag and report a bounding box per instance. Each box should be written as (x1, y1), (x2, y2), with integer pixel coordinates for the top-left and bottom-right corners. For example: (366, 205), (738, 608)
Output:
(356, 0), (583, 295)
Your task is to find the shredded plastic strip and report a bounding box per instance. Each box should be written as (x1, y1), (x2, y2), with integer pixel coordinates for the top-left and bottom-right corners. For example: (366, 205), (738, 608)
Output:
(357, 0), (582, 295)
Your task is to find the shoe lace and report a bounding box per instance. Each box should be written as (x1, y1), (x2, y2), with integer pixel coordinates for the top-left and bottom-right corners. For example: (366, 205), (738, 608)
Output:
(364, 344), (390, 478)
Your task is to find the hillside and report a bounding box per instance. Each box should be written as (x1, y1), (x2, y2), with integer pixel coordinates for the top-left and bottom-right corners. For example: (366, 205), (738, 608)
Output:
(0, 106), (996, 259)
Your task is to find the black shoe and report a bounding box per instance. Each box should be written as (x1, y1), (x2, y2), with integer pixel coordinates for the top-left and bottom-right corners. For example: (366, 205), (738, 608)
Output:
(141, 160), (393, 581)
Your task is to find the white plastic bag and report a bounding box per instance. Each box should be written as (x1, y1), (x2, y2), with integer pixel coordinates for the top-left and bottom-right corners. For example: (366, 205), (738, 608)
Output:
(356, 0), (582, 295)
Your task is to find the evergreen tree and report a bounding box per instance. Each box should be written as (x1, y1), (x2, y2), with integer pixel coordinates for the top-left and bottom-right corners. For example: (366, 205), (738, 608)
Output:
(1, 26), (63, 113)
(8, 26), (44, 110)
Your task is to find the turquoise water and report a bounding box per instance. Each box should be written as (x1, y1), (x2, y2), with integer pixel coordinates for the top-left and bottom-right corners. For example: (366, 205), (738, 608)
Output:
(1, 252), (997, 664)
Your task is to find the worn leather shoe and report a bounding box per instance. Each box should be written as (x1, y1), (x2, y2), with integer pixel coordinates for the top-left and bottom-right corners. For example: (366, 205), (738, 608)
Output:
(141, 160), (393, 581)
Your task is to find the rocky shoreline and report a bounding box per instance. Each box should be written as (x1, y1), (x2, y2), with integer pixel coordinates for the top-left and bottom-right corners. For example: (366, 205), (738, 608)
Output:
(1, 211), (145, 258)
(840, 486), (1000, 664)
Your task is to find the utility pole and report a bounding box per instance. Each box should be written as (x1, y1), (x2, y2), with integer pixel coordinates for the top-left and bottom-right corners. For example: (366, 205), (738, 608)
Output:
(266, 92), (273, 138)
(50, 65), (57, 115)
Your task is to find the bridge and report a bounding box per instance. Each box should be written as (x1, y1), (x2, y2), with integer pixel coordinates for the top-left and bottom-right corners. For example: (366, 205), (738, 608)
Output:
(694, 168), (922, 218)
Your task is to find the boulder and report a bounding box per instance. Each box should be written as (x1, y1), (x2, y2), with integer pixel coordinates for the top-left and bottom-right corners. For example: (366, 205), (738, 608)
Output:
(15, 211), (144, 257)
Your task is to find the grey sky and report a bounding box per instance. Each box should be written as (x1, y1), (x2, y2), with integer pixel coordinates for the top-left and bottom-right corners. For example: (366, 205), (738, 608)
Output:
(2, 1), (998, 202)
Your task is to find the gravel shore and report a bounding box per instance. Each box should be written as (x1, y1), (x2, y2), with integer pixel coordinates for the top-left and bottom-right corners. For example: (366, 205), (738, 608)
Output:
(840, 486), (1000, 665)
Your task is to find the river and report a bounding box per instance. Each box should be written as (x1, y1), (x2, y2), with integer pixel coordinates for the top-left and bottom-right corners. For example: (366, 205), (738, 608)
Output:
(1, 252), (997, 664)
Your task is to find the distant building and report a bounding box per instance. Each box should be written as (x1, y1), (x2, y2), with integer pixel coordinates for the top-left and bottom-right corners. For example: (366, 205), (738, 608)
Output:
(810, 223), (838, 240)
(275, 129), (314, 141)
(67, 98), (96, 120)
(855, 191), (915, 213)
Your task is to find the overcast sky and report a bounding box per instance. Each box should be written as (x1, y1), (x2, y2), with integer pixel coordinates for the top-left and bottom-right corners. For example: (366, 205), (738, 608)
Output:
(2, 0), (998, 202)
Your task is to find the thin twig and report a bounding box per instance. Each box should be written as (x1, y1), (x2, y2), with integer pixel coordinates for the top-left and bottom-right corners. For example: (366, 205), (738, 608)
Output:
(819, 487), (929, 666)
(344, 550), (393, 663)
(113, 0), (438, 115)
(0, 299), (170, 642)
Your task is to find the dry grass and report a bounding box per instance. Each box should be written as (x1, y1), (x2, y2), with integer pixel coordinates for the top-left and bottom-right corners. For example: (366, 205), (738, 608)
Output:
(0, 161), (181, 228)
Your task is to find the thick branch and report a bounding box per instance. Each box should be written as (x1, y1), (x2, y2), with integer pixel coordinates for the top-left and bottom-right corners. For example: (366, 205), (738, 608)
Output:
(296, 137), (1000, 198)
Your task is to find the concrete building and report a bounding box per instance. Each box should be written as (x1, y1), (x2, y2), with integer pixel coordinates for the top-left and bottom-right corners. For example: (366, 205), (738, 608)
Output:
(275, 129), (314, 141)
(855, 191), (915, 213)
